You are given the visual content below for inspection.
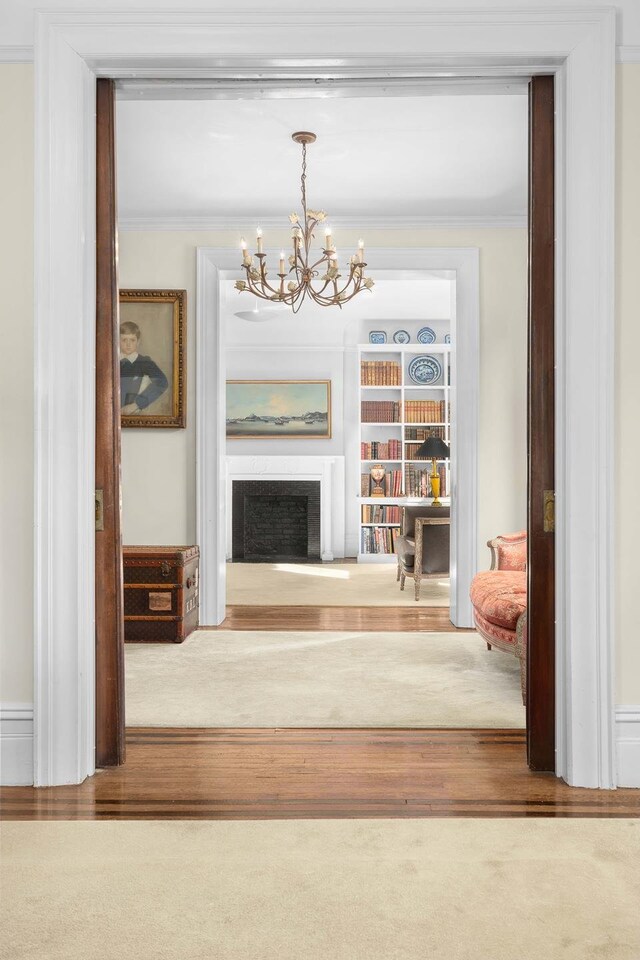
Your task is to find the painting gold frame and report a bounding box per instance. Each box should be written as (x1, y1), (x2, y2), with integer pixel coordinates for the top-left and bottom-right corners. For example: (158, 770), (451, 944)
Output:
(226, 379), (332, 440)
(119, 289), (186, 428)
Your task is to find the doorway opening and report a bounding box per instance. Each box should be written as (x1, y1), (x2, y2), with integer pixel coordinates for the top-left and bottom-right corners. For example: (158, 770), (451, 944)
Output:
(107, 77), (541, 743)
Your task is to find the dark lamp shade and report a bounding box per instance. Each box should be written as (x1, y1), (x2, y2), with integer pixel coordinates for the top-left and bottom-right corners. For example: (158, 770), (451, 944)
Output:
(415, 436), (450, 459)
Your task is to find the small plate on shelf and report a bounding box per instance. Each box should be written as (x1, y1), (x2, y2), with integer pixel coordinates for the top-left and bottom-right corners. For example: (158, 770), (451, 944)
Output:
(369, 331), (387, 344)
(417, 326), (436, 344)
(444, 334), (451, 344)
(393, 329), (410, 344)
(408, 354), (443, 385)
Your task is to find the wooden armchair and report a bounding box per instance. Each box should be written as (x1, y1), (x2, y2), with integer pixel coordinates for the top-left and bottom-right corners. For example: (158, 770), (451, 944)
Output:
(395, 505), (450, 601)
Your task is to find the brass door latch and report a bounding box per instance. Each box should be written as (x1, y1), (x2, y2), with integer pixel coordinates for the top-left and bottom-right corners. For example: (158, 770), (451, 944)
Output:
(95, 489), (104, 531)
(543, 489), (555, 533)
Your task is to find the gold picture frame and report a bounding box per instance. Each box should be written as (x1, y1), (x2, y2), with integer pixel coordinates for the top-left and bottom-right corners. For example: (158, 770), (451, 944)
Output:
(119, 289), (186, 428)
(226, 380), (332, 440)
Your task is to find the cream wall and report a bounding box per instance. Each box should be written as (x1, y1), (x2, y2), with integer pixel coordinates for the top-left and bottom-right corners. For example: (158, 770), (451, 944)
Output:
(118, 235), (198, 544)
(0, 66), (34, 703)
(118, 227), (529, 567)
(1, 64), (639, 706)
(616, 64), (640, 705)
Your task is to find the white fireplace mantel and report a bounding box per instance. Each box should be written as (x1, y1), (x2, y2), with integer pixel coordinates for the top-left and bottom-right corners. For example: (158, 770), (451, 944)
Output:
(225, 456), (346, 562)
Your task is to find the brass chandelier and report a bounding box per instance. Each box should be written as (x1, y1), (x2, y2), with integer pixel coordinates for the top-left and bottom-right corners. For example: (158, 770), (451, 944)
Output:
(235, 131), (374, 313)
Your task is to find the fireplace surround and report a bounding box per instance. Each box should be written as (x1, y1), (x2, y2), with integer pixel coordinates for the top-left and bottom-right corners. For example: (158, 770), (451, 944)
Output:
(225, 456), (345, 563)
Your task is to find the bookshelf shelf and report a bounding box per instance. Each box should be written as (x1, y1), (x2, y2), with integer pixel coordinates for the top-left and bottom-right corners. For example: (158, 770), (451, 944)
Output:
(358, 343), (451, 563)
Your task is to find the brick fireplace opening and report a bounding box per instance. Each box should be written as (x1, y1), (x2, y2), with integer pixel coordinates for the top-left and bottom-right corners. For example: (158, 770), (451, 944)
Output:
(232, 480), (321, 562)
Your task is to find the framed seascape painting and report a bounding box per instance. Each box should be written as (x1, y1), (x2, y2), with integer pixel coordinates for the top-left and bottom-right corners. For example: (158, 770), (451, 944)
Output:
(226, 380), (332, 439)
(119, 289), (187, 428)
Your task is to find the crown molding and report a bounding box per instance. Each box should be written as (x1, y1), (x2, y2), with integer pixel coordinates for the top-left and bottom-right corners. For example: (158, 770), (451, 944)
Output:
(617, 45), (640, 64)
(225, 343), (354, 352)
(0, 45), (34, 63)
(119, 214), (527, 232)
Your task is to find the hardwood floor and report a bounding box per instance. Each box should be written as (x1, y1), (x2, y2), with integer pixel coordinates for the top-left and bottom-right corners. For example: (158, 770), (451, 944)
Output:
(3, 728), (639, 820)
(211, 605), (467, 632)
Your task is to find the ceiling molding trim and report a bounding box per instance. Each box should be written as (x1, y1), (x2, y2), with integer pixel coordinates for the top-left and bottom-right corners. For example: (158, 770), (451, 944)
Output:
(617, 45), (640, 63)
(0, 45), (34, 63)
(1, 35), (632, 68)
(226, 344), (352, 352)
(119, 214), (527, 232)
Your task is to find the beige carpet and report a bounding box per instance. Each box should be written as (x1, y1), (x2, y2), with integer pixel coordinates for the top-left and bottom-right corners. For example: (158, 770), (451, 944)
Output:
(125, 630), (524, 728)
(226, 561), (450, 606)
(3, 820), (640, 960)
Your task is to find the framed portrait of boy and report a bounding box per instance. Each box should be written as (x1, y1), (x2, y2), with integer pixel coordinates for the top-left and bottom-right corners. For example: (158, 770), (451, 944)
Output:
(119, 289), (186, 428)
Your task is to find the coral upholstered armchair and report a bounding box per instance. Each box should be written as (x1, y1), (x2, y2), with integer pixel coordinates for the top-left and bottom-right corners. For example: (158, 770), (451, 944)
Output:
(469, 532), (528, 704)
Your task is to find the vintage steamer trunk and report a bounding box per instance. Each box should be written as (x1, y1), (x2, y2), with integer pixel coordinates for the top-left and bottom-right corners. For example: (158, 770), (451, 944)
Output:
(123, 546), (199, 643)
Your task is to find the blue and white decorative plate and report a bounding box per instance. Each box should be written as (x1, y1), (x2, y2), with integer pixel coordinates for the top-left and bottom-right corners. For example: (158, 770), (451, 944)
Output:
(444, 334), (451, 344)
(393, 329), (410, 344)
(369, 331), (387, 344)
(417, 326), (436, 344)
(408, 354), (442, 385)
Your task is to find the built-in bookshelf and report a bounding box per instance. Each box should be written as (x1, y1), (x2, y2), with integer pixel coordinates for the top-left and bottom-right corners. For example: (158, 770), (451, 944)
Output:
(358, 343), (451, 563)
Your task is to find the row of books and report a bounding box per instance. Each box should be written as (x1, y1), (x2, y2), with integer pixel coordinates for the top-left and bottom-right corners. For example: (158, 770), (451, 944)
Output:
(404, 400), (446, 423)
(361, 400), (447, 424)
(360, 526), (400, 555)
(360, 361), (401, 386)
(360, 440), (403, 461)
(405, 426), (446, 441)
(405, 442), (449, 459)
(361, 504), (402, 524)
(361, 401), (401, 423)
(404, 465), (448, 498)
(360, 470), (403, 497)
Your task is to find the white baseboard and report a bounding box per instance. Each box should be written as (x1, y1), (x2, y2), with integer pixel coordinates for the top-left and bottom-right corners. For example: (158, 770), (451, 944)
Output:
(616, 706), (640, 788)
(0, 703), (34, 785)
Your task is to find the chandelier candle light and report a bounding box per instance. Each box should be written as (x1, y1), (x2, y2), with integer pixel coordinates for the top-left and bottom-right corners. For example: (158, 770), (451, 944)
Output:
(236, 132), (374, 313)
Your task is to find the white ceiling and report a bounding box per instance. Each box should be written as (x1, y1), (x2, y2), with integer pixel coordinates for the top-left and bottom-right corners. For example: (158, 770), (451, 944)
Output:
(115, 91), (529, 225)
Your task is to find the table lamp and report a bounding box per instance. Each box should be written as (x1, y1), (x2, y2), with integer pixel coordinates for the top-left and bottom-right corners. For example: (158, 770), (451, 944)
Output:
(414, 436), (450, 506)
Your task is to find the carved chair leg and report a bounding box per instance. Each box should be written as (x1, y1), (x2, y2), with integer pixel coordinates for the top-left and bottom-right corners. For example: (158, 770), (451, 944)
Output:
(396, 561), (401, 582)
(400, 573), (406, 591)
(519, 655), (527, 706)
(414, 576), (421, 601)
(486, 642), (492, 651)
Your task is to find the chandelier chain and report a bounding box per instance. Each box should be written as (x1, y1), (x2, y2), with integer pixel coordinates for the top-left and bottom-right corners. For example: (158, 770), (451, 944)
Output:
(301, 141), (307, 221)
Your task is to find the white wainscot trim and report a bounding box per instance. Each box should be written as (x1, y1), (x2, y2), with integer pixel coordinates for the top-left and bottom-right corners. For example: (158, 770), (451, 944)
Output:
(226, 456), (345, 563)
(616, 707), (640, 788)
(1, 704), (34, 786)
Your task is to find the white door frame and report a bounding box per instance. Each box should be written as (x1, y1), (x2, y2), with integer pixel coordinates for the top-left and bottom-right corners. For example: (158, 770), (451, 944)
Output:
(34, 7), (616, 787)
(196, 248), (479, 629)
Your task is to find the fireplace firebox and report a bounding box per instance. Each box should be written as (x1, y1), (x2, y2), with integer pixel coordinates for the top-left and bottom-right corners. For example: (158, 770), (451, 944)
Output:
(232, 480), (321, 562)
